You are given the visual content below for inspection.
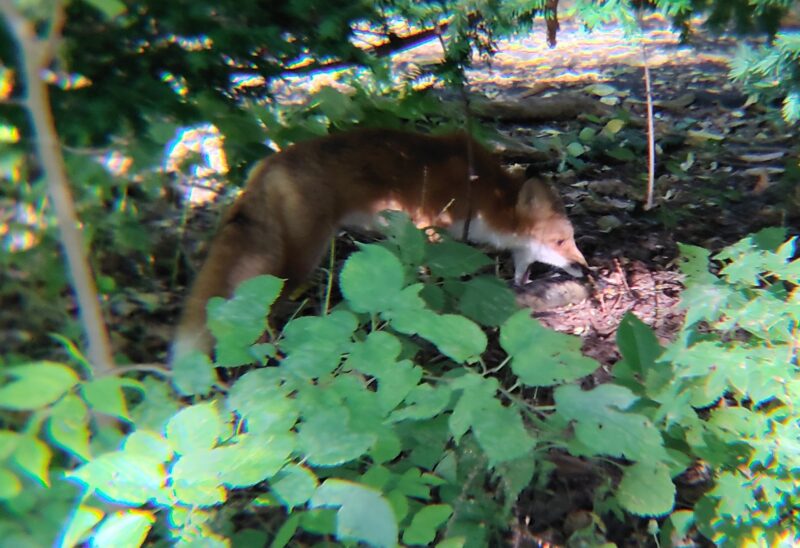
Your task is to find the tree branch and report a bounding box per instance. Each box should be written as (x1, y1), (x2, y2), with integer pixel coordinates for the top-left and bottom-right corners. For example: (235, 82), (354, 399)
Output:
(1, 1), (116, 374)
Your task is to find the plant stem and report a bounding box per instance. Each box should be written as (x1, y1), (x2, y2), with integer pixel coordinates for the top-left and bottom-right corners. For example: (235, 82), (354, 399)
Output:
(1, 1), (115, 374)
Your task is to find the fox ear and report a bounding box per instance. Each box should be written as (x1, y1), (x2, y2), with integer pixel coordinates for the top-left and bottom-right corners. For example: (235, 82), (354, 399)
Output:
(516, 178), (563, 216)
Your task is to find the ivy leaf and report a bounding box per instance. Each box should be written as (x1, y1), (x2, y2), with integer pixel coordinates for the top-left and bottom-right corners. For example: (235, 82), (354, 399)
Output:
(310, 479), (398, 548)
(425, 240), (493, 278)
(69, 452), (166, 505)
(403, 504), (453, 546)
(271, 464), (319, 509)
(207, 275), (283, 367)
(390, 310), (486, 363)
(0, 361), (79, 410)
(340, 244), (405, 314)
(11, 436), (52, 486)
(617, 461), (675, 517)
(165, 403), (223, 455)
(555, 384), (669, 463)
(47, 394), (91, 460)
(92, 511), (155, 547)
(281, 311), (357, 379)
(81, 377), (141, 421)
(501, 311), (598, 386)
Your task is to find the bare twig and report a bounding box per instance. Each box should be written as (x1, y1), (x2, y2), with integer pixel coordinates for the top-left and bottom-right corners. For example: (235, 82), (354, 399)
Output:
(637, 11), (657, 211)
(1, 1), (116, 374)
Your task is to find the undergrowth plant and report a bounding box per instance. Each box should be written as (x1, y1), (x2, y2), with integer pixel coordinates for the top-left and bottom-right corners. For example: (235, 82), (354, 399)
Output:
(0, 219), (798, 546)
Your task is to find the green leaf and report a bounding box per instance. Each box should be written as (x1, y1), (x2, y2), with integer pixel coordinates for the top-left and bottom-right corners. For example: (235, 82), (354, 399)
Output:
(170, 450), (227, 506)
(172, 351), (216, 397)
(310, 479), (398, 548)
(379, 211), (427, 266)
(555, 384), (669, 463)
(0, 467), (21, 500)
(298, 408), (375, 467)
(207, 275), (283, 367)
(217, 434), (294, 487)
(271, 464), (319, 509)
(281, 311), (356, 379)
(270, 512), (301, 548)
(0, 361), (79, 410)
(403, 504), (453, 546)
(227, 369), (299, 435)
(123, 430), (174, 463)
(340, 244), (405, 313)
(47, 394), (91, 460)
(566, 141), (585, 157)
(165, 402), (223, 455)
(617, 461), (675, 517)
(11, 436), (51, 486)
(606, 147), (635, 161)
(84, 0), (126, 19)
(454, 276), (517, 327)
(501, 311), (598, 386)
(425, 240), (493, 278)
(389, 384), (452, 422)
(69, 452), (166, 505)
(81, 377), (138, 421)
(92, 510), (155, 547)
(390, 310), (486, 363)
(60, 506), (105, 548)
(0, 430), (19, 460)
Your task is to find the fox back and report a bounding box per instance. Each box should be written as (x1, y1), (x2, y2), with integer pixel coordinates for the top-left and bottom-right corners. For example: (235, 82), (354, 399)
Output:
(171, 128), (586, 362)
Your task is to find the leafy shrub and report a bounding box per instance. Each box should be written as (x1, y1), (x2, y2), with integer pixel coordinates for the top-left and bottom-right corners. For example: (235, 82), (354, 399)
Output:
(1, 219), (798, 546)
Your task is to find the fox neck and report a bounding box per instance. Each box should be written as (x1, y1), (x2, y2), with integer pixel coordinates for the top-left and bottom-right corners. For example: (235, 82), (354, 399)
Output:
(449, 214), (576, 284)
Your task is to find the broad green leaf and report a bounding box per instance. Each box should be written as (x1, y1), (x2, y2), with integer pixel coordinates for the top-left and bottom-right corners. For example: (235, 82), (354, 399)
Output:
(170, 450), (227, 506)
(566, 141), (585, 157)
(298, 408), (375, 466)
(227, 369), (299, 434)
(313, 86), (361, 122)
(472, 399), (535, 465)
(555, 384), (669, 463)
(171, 351), (216, 396)
(165, 402), (223, 455)
(281, 311), (356, 379)
(69, 452), (165, 505)
(340, 244), (405, 313)
(92, 510), (155, 547)
(0, 361), (79, 410)
(403, 504), (453, 546)
(0, 467), (21, 499)
(379, 210), (427, 265)
(59, 505), (104, 548)
(0, 430), (19, 460)
(310, 479), (398, 548)
(270, 512), (301, 548)
(425, 240), (492, 279)
(454, 276), (517, 327)
(616, 313), (663, 375)
(606, 147), (635, 161)
(271, 464), (318, 509)
(207, 275), (283, 367)
(501, 311), (598, 386)
(217, 434), (294, 487)
(81, 377), (138, 421)
(123, 431), (173, 463)
(676, 243), (716, 284)
(389, 384), (451, 422)
(391, 310), (486, 363)
(131, 377), (180, 432)
(47, 394), (91, 460)
(12, 436), (51, 486)
(617, 461), (675, 517)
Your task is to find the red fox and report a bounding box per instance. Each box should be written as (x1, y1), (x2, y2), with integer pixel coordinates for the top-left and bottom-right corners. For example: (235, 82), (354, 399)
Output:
(172, 128), (587, 362)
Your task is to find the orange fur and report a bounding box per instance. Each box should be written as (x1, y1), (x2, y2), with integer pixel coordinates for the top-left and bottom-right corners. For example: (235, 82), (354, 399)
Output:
(171, 129), (586, 362)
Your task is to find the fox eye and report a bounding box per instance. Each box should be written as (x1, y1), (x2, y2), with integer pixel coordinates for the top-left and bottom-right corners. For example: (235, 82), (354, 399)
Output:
(556, 239), (566, 246)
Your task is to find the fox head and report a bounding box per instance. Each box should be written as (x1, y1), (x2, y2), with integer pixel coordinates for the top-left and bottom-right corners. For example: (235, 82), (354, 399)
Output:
(512, 178), (587, 283)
